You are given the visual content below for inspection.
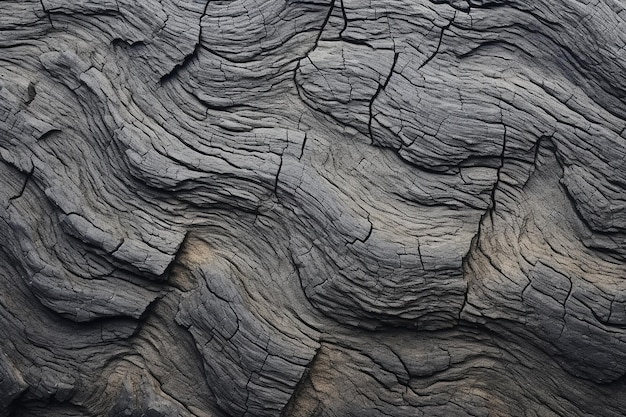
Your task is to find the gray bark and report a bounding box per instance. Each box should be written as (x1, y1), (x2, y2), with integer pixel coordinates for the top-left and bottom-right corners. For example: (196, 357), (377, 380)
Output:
(1, 0), (626, 415)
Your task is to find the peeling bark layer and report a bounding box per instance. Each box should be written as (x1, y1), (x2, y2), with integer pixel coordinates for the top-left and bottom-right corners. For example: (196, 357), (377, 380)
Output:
(1, 0), (626, 415)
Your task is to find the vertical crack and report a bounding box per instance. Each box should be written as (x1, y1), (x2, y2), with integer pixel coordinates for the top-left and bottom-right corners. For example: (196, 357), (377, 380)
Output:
(280, 346), (322, 417)
(311, 0), (336, 51)
(416, 12), (456, 72)
(489, 123), (507, 220)
(39, 0), (54, 28)
(339, 0), (349, 39)
(160, 0), (211, 83)
(416, 238), (425, 271)
(368, 51), (399, 144)
(298, 132), (308, 160)
(459, 112), (507, 320)
(274, 154), (284, 197)
(293, 0), (337, 101)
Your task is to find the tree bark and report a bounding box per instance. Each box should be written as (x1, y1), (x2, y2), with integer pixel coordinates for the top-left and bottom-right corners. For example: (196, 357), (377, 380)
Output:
(1, 0), (626, 415)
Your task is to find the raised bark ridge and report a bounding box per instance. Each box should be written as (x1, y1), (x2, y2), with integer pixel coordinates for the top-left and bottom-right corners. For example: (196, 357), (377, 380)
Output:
(1, 0), (626, 416)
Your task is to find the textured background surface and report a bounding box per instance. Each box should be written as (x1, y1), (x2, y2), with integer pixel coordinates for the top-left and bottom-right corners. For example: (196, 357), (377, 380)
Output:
(1, 0), (626, 415)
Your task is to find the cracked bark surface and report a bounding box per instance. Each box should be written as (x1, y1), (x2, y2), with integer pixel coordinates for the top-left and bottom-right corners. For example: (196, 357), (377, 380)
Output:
(1, 0), (626, 415)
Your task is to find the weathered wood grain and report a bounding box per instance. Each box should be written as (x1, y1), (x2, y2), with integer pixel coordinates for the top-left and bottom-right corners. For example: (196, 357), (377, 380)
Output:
(1, 0), (626, 415)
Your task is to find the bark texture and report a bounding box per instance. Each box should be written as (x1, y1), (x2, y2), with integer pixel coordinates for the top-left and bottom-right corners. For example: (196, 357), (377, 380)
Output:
(1, 0), (626, 415)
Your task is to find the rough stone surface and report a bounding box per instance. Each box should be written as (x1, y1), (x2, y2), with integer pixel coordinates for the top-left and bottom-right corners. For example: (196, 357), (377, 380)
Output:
(1, 0), (626, 415)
